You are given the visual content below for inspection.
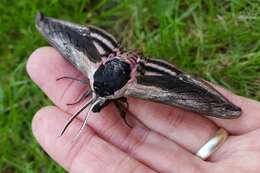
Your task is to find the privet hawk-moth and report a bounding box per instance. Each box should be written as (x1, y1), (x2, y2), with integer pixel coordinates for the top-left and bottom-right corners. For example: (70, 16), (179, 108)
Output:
(35, 12), (241, 136)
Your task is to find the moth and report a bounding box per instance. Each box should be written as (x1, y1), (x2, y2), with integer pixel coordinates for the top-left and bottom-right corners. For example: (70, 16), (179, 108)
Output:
(35, 12), (241, 136)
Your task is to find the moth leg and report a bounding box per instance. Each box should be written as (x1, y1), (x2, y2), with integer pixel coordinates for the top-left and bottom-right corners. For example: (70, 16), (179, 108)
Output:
(114, 100), (132, 128)
(117, 97), (128, 108)
(67, 90), (92, 106)
(56, 76), (88, 84)
(92, 99), (111, 112)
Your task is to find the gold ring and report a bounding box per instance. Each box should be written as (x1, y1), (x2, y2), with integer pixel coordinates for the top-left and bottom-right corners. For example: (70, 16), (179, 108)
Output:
(196, 128), (228, 160)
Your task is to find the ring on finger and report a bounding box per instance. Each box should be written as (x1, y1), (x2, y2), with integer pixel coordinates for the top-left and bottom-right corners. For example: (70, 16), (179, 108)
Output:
(195, 128), (228, 160)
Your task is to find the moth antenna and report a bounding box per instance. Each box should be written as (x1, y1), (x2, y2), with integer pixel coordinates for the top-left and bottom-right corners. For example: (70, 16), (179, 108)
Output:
(58, 98), (95, 137)
(73, 100), (98, 141)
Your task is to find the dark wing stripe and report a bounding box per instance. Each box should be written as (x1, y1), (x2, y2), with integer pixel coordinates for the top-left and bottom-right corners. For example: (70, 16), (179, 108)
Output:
(147, 59), (182, 74)
(90, 32), (115, 50)
(92, 37), (113, 55)
(88, 25), (118, 49)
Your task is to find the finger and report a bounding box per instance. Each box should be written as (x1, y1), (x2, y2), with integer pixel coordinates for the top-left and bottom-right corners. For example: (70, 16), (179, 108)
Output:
(27, 47), (90, 113)
(33, 106), (206, 173)
(207, 86), (260, 134)
(209, 129), (260, 162)
(32, 106), (155, 173)
(127, 97), (218, 152)
(127, 84), (260, 135)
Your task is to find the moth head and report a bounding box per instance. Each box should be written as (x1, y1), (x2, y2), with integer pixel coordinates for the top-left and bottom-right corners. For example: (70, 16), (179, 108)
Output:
(93, 58), (131, 98)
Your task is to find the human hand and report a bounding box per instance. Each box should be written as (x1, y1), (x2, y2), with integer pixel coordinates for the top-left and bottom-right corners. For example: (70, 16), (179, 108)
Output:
(27, 47), (260, 173)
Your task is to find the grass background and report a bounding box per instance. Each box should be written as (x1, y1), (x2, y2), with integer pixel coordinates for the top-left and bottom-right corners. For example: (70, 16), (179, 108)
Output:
(0, 0), (260, 172)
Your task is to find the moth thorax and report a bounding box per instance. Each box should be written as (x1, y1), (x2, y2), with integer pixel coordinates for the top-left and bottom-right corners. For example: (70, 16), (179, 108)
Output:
(93, 59), (131, 97)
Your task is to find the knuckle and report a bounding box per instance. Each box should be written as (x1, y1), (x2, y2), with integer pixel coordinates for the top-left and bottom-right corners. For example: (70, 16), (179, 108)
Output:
(113, 155), (133, 173)
(68, 132), (96, 172)
(122, 127), (149, 155)
(166, 107), (186, 130)
(114, 155), (149, 173)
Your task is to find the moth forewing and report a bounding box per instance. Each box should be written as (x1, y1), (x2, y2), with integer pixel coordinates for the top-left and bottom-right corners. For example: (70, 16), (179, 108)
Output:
(125, 58), (241, 119)
(35, 12), (119, 79)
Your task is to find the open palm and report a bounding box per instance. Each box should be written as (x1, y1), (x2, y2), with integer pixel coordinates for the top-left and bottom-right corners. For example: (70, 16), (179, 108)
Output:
(27, 47), (260, 173)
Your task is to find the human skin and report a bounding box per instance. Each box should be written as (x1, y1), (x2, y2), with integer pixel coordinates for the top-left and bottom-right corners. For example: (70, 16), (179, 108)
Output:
(27, 47), (260, 173)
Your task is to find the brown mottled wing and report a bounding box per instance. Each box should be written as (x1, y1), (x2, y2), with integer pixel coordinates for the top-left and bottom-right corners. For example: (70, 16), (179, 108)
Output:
(125, 58), (241, 118)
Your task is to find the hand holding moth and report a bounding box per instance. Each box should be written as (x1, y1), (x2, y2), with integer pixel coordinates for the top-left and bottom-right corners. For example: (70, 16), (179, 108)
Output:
(27, 47), (260, 173)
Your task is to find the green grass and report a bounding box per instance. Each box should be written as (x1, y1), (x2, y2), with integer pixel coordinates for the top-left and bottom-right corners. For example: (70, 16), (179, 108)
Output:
(0, 0), (260, 172)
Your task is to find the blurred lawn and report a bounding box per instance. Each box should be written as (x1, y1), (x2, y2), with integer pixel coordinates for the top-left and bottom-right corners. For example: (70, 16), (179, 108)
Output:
(0, 0), (260, 172)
